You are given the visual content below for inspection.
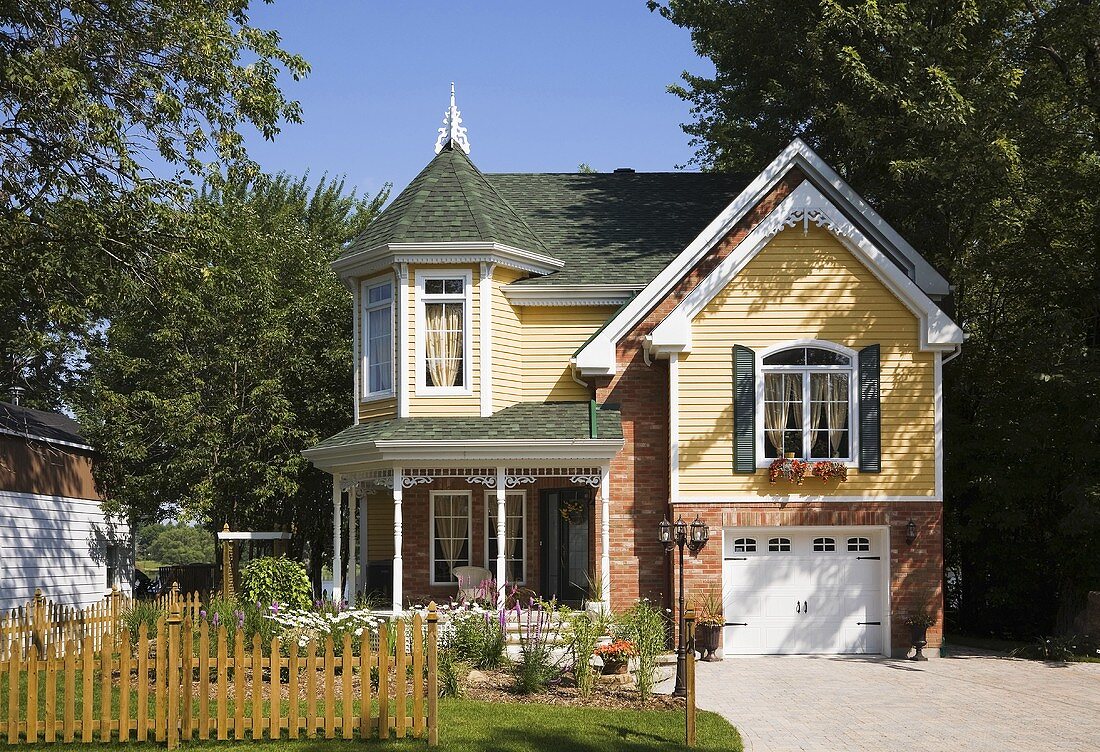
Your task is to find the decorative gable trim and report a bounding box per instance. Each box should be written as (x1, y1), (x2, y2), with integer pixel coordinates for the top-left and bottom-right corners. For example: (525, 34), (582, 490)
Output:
(332, 241), (565, 283)
(646, 180), (964, 358)
(573, 138), (957, 376)
(501, 283), (642, 307)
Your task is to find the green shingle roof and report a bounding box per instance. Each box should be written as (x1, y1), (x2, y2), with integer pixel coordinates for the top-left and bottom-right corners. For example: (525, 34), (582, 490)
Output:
(486, 171), (753, 285)
(342, 143), (547, 255)
(312, 401), (622, 451)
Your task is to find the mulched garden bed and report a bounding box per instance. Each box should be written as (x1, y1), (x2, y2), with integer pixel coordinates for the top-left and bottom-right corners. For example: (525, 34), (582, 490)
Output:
(461, 668), (684, 711)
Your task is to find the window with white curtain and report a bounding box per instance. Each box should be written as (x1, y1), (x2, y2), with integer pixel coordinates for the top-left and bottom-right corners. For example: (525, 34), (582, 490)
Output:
(419, 274), (469, 391)
(485, 491), (526, 584)
(362, 279), (393, 396)
(431, 492), (470, 584)
(762, 345), (854, 460)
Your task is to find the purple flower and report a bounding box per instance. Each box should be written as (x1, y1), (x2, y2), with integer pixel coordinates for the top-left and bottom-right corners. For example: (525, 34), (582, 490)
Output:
(199, 609), (207, 620)
(270, 602), (280, 614)
(235, 610), (245, 629)
(211, 612), (220, 628)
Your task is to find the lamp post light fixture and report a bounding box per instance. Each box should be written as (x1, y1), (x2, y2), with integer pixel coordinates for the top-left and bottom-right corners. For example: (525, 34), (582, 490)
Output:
(660, 513), (710, 698)
(905, 519), (917, 545)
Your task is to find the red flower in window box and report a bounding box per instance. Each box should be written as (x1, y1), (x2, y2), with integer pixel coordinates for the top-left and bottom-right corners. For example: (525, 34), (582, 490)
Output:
(768, 457), (807, 485)
(810, 461), (848, 483)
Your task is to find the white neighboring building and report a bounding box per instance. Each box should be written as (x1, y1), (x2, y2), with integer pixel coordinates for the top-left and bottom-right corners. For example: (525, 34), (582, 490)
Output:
(0, 393), (132, 610)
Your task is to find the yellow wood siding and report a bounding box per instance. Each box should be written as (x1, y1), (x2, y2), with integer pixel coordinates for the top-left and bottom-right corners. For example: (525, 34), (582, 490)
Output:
(407, 264), (481, 416)
(357, 271), (397, 423)
(677, 226), (936, 498)
(364, 493), (394, 559)
(491, 268), (525, 412)
(521, 306), (616, 402)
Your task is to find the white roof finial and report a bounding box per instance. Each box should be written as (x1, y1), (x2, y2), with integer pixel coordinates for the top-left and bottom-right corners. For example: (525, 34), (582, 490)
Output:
(434, 82), (470, 155)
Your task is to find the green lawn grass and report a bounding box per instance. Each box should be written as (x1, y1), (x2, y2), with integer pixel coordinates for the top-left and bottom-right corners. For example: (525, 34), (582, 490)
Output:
(2, 674), (741, 750)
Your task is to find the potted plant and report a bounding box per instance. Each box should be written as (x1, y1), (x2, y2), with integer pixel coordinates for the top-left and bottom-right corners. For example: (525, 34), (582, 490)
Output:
(905, 610), (936, 661)
(594, 639), (637, 675)
(810, 460), (848, 483)
(769, 454), (808, 485)
(694, 589), (724, 661)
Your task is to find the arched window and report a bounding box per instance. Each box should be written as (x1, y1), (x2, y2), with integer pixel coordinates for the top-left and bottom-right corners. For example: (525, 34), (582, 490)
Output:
(812, 537), (836, 552)
(847, 537), (871, 552)
(768, 537), (792, 552)
(762, 344), (854, 460)
(732, 537), (757, 553)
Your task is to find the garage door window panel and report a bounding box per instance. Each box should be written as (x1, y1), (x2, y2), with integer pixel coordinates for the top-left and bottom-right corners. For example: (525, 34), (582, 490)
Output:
(813, 537), (836, 552)
(847, 537), (871, 552)
(768, 537), (791, 552)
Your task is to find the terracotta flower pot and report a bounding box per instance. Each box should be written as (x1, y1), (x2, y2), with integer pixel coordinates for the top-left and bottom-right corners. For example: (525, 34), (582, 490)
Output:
(601, 657), (628, 675)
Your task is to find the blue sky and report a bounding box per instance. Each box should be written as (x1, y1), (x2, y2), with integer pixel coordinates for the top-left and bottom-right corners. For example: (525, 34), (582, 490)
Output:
(238, 1), (714, 200)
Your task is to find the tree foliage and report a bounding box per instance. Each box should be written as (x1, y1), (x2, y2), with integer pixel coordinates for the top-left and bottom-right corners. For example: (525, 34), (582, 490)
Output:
(77, 173), (388, 573)
(138, 522), (215, 565)
(652, 0), (1100, 636)
(0, 0), (308, 408)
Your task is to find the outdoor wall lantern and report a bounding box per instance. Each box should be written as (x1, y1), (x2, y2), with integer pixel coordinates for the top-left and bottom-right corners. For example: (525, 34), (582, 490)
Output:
(905, 519), (917, 545)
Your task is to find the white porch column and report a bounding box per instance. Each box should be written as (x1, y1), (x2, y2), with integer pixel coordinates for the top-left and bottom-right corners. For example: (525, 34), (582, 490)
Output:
(346, 483), (357, 599)
(392, 467), (403, 612)
(332, 474), (342, 601)
(359, 493), (369, 598)
(495, 466), (507, 601)
(600, 464), (612, 607)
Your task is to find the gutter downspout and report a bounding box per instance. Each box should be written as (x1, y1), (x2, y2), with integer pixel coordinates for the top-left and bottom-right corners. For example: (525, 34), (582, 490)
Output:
(589, 398), (598, 439)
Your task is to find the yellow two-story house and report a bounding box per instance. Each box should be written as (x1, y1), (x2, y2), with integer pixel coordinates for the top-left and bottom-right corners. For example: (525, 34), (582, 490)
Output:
(304, 91), (963, 657)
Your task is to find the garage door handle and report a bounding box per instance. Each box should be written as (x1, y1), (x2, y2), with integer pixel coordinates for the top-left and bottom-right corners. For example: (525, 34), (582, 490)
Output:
(857, 621), (881, 626)
(724, 557), (747, 561)
(725, 622), (748, 626)
(796, 601), (800, 613)
(856, 556), (880, 560)
(804, 600), (808, 614)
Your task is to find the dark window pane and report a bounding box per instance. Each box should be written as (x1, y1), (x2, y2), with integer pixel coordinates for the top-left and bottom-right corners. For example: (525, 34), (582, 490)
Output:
(444, 279), (464, 294)
(806, 348), (850, 365)
(763, 348), (806, 365)
(425, 279), (444, 294)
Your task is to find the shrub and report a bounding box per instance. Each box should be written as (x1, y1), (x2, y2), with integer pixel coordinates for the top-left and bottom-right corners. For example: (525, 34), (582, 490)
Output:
(121, 600), (164, 642)
(438, 649), (465, 698)
(240, 556), (312, 609)
(615, 599), (667, 700)
(511, 601), (565, 694)
(1013, 634), (1099, 662)
(565, 611), (600, 698)
(449, 609), (508, 669)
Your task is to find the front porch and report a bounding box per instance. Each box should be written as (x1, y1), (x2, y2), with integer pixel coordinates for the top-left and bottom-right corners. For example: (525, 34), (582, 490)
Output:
(329, 465), (613, 612)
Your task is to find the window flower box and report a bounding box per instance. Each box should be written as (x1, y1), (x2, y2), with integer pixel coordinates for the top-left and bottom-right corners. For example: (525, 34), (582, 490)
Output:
(768, 455), (808, 485)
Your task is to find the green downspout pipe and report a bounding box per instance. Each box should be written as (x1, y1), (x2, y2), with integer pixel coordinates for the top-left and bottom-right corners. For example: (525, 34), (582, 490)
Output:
(589, 398), (598, 439)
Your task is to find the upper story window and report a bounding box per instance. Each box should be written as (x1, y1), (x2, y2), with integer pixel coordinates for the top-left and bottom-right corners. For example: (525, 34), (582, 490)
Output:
(362, 280), (393, 397)
(417, 271), (472, 394)
(762, 345), (854, 461)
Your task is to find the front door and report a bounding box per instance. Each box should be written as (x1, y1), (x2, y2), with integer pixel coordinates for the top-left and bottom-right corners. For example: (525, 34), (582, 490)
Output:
(539, 488), (591, 607)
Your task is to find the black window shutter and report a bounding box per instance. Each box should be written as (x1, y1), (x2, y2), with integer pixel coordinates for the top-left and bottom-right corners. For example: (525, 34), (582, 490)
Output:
(858, 344), (881, 472)
(733, 345), (756, 473)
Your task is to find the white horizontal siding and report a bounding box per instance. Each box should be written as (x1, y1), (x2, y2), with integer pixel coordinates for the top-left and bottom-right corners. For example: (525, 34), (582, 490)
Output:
(0, 490), (132, 611)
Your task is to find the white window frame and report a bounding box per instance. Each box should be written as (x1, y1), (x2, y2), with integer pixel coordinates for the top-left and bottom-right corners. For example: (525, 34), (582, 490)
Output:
(415, 269), (473, 396)
(768, 537), (792, 552)
(847, 536), (871, 552)
(360, 275), (395, 400)
(812, 536), (837, 552)
(483, 490), (527, 585)
(756, 339), (859, 466)
(429, 490), (472, 586)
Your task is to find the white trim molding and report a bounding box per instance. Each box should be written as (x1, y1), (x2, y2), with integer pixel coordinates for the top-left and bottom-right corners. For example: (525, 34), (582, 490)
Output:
(501, 283), (642, 307)
(479, 263), (494, 416)
(645, 180), (964, 361)
(669, 352), (680, 504)
(396, 263), (410, 418)
(303, 439), (624, 470)
(574, 138), (960, 376)
(332, 241), (564, 282)
(360, 273), (396, 401)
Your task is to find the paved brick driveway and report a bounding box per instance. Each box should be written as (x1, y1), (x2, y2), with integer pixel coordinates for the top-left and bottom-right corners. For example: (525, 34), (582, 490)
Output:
(670, 650), (1100, 752)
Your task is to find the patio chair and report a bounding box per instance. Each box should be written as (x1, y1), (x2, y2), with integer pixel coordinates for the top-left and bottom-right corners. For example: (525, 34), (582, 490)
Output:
(452, 566), (492, 601)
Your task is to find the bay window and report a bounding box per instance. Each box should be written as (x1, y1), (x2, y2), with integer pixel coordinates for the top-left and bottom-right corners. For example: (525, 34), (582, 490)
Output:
(418, 272), (471, 393)
(362, 279), (393, 397)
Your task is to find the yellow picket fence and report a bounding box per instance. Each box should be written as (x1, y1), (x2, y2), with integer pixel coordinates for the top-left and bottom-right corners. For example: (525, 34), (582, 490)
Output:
(0, 601), (440, 748)
(0, 589), (203, 661)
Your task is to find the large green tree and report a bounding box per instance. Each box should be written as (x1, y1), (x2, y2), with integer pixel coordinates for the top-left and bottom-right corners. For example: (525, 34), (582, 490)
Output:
(652, 0), (1100, 636)
(0, 0), (308, 408)
(77, 173), (388, 581)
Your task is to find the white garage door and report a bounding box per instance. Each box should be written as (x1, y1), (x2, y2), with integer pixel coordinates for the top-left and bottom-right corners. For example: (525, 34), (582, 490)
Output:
(722, 528), (884, 655)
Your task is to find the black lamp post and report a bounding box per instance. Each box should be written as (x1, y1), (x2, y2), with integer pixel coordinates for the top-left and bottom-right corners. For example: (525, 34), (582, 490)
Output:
(660, 513), (709, 698)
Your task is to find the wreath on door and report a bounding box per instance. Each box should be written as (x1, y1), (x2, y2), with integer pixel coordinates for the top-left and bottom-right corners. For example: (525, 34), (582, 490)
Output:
(560, 497), (587, 524)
